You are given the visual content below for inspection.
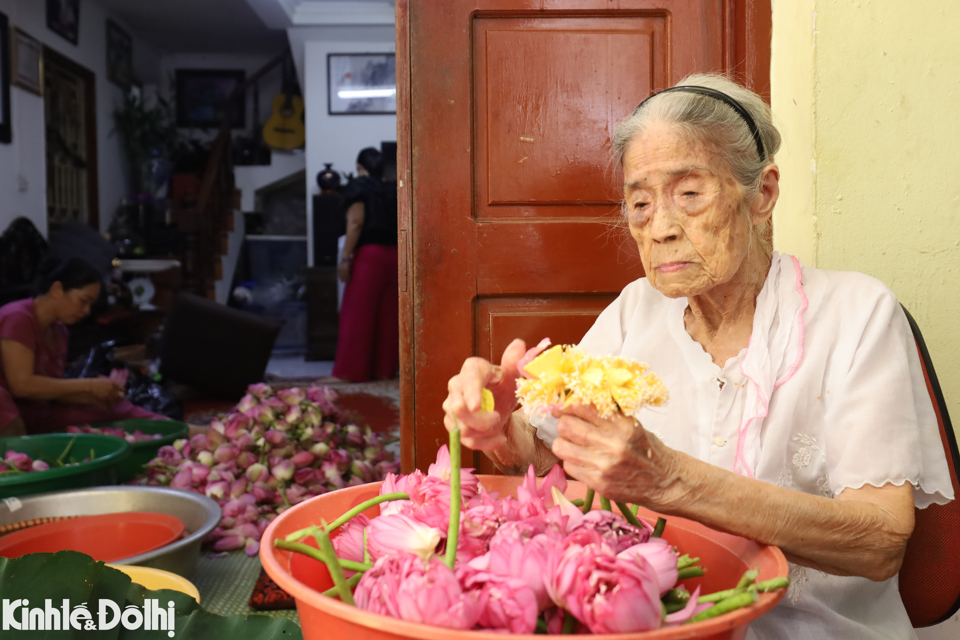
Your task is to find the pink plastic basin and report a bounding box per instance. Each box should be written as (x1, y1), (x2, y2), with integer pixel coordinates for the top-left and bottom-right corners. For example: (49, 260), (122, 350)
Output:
(261, 475), (788, 640)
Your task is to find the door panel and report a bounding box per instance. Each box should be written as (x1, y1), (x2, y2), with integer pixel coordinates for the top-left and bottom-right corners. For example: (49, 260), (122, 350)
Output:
(398, 0), (772, 472)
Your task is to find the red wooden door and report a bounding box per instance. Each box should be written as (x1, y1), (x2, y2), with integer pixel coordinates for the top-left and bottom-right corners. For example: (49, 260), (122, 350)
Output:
(397, 0), (771, 473)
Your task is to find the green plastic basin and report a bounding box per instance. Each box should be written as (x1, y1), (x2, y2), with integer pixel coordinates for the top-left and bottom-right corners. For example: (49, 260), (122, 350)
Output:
(86, 419), (190, 482)
(0, 434), (131, 499)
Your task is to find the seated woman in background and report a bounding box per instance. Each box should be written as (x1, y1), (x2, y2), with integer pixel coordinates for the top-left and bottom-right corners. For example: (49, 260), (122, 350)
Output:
(0, 257), (164, 437)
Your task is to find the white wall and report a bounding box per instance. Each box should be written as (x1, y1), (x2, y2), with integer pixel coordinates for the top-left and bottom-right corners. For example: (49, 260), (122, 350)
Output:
(0, 0), (162, 237)
(288, 25), (397, 265)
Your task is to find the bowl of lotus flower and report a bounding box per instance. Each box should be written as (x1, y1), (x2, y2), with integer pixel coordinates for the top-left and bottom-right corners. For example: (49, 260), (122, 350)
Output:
(261, 475), (789, 640)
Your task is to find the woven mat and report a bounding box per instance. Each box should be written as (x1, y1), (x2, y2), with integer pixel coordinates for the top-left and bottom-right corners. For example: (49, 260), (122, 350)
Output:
(190, 550), (300, 624)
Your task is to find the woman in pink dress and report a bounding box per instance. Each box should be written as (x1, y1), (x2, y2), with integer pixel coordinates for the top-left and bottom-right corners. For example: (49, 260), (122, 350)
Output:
(0, 257), (162, 437)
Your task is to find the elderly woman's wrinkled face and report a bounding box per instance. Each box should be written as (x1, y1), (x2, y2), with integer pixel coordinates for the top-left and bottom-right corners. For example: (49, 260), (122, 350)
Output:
(623, 121), (754, 299)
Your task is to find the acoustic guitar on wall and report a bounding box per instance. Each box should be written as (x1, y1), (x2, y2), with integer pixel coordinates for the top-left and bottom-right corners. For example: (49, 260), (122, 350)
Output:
(263, 54), (305, 150)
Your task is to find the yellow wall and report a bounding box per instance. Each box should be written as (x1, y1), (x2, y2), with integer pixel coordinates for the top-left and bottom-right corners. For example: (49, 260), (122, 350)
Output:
(772, 0), (960, 430)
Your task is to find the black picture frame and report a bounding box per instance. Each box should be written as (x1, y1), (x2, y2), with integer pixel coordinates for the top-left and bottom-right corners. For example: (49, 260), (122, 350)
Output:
(46, 0), (80, 46)
(327, 53), (396, 115)
(175, 69), (246, 129)
(106, 19), (132, 90)
(0, 12), (11, 143)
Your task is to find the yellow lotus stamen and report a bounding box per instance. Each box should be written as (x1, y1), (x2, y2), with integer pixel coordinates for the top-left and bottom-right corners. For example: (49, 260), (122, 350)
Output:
(516, 344), (668, 420)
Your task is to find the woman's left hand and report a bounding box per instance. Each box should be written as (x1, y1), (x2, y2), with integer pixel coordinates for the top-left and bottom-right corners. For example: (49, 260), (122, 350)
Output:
(551, 403), (682, 508)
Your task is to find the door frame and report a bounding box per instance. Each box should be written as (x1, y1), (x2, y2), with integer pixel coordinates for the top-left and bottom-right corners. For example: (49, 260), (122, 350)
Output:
(396, 0), (773, 473)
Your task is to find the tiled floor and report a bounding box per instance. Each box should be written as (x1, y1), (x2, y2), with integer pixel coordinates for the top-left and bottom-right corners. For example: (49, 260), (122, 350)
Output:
(265, 354), (333, 378)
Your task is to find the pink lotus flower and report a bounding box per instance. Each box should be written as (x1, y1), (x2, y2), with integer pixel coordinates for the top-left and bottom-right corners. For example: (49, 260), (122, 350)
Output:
(546, 529), (662, 634)
(517, 337), (552, 379)
(355, 553), (480, 630)
(618, 538), (679, 595)
(332, 513), (371, 569)
(427, 445), (479, 501)
(367, 513), (442, 561)
(474, 519), (559, 611)
(458, 564), (538, 634)
(516, 463), (567, 519)
(569, 509), (653, 553)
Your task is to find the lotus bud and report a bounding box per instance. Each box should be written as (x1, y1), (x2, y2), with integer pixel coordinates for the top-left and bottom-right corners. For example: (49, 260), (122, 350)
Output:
(230, 478), (248, 499)
(264, 429), (288, 447)
(221, 499), (244, 519)
(245, 463), (268, 483)
(276, 387), (305, 406)
(364, 446), (380, 461)
(197, 450), (215, 467)
(214, 445), (239, 464)
(350, 459), (375, 483)
(30, 460), (50, 472)
(207, 470), (222, 483)
(170, 469), (193, 489)
(310, 442), (330, 457)
(180, 444), (193, 458)
(257, 518), (272, 535)
(252, 483), (274, 503)
(236, 451), (256, 469)
(272, 444), (296, 459)
(294, 468), (316, 486)
(299, 426), (314, 442)
(291, 451), (315, 469)
(248, 382), (271, 399)
(172, 438), (187, 451)
(206, 426), (225, 449)
(272, 459), (295, 482)
(205, 480), (229, 500)
(347, 476), (365, 487)
(190, 433), (209, 452)
(237, 393), (258, 414)
(212, 530), (245, 552)
(285, 406), (302, 424)
(285, 484), (308, 505)
(219, 517), (236, 529)
(238, 492), (257, 506)
(233, 432), (255, 450)
(244, 538), (260, 556)
(156, 446), (182, 466)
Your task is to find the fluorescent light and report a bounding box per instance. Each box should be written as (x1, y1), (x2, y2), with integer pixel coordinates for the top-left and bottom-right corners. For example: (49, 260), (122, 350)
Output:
(337, 88), (396, 99)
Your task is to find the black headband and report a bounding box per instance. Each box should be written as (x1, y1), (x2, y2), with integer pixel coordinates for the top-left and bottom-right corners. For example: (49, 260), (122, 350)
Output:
(633, 86), (767, 161)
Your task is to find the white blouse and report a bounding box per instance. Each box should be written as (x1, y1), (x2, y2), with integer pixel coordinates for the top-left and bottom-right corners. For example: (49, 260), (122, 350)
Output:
(530, 254), (954, 640)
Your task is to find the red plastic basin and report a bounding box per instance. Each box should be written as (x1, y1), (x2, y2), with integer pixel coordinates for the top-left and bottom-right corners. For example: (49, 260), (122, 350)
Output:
(0, 511), (185, 562)
(261, 475), (788, 640)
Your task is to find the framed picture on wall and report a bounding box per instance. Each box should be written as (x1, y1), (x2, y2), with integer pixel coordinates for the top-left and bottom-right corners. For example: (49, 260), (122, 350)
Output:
(175, 69), (246, 129)
(0, 12), (11, 143)
(106, 19), (132, 90)
(12, 28), (43, 96)
(327, 53), (396, 115)
(46, 0), (80, 46)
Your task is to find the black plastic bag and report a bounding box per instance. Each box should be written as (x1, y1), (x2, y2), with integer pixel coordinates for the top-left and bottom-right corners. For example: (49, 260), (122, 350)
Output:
(65, 341), (184, 420)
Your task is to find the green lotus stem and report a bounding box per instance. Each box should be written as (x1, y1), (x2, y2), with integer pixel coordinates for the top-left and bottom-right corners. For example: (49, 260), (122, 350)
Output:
(56, 437), (77, 466)
(535, 618), (548, 634)
(363, 529), (370, 564)
(581, 489), (595, 514)
(444, 425), (462, 570)
(688, 589), (758, 623)
(323, 492), (410, 534)
(278, 482), (291, 509)
(736, 569), (759, 590)
(322, 572), (362, 597)
(599, 495), (611, 511)
(677, 566), (705, 580)
(663, 600), (689, 614)
(662, 587), (691, 605)
(315, 521), (355, 605)
(630, 503), (640, 516)
(570, 498), (584, 507)
(697, 576), (789, 604)
(652, 517), (666, 538)
(285, 525), (320, 542)
(0, 469), (23, 476)
(273, 539), (372, 575)
(615, 501), (644, 528)
(677, 554), (700, 570)
(561, 610), (578, 634)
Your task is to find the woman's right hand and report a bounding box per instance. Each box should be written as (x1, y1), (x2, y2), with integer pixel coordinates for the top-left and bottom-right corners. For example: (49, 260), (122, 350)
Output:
(442, 339), (528, 451)
(85, 379), (125, 408)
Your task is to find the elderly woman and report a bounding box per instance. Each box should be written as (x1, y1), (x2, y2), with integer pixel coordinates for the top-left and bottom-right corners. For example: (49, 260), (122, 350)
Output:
(443, 74), (953, 638)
